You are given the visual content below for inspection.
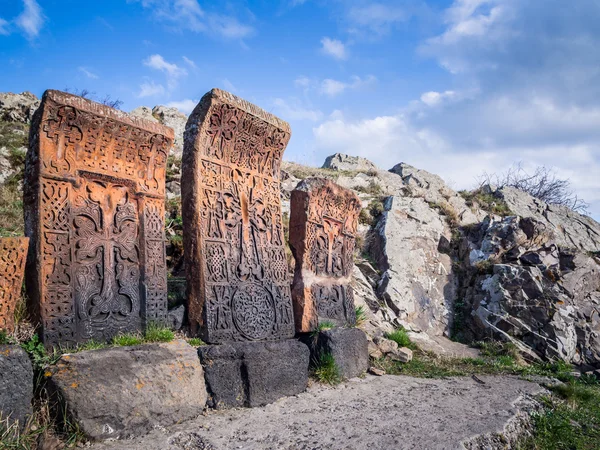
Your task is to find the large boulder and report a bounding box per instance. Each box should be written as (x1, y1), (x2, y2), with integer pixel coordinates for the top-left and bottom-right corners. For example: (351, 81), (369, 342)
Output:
(0, 92), (40, 123)
(198, 339), (310, 409)
(152, 106), (187, 158)
(0, 345), (33, 425)
(369, 196), (456, 336)
(322, 153), (377, 172)
(48, 340), (207, 440)
(497, 186), (600, 252)
(463, 214), (600, 364)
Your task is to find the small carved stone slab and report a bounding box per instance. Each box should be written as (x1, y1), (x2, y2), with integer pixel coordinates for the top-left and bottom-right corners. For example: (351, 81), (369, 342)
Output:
(0, 237), (29, 333)
(289, 178), (361, 332)
(182, 88), (294, 343)
(24, 90), (174, 346)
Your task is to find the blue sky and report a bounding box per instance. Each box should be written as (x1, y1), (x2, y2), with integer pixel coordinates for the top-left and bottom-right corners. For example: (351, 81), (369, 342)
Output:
(2, 0), (600, 219)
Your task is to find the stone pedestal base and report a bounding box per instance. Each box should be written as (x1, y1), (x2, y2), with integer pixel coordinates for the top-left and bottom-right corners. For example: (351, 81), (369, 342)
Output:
(198, 339), (310, 409)
(0, 345), (33, 426)
(302, 328), (369, 379)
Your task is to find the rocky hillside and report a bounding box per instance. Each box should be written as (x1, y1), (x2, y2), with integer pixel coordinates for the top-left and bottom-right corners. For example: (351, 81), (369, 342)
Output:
(2, 91), (600, 367)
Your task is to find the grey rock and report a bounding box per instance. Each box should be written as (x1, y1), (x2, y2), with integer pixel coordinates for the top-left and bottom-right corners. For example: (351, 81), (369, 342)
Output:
(166, 180), (181, 199)
(0, 91), (40, 123)
(310, 328), (369, 379)
(129, 106), (158, 123)
(374, 337), (398, 355)
(370, 196), (456, 336)
(152, 106), (187, 158)
(89, 375), (546, 450)
(498, 186), (600, 252)
(48, 340), (207, 440)
(394, 347), (413, 363)
(0, 345), (33, 425)
(368, 367), (385, 376)
(198, 339), (310, 409)
(322, 153), (377, 172)
(167, 305), (185, 331)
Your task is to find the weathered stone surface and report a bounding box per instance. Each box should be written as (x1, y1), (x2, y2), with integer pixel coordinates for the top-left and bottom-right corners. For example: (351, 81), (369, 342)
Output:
(322, 153), (377, 172)
(90, 375), (546, 450)
(198, 339), (309, 409)
(290, 178), (361, 332)
(24, 90), (174, 346)
(129, 106), (158, 123)
(48, 340), (207, 440)
(182, 89), (294, 343)
(463, 215), (600, 364)
(497, 186), (600, 252)
(0, 91), (40, 123)
(0, 345), (33, 425)
(369, 196), (456, 336)
(0, 238), (29, 333)
(167, 305), (185, 331)
(152, 106), (187, 158)
(310, 328), (369, 379)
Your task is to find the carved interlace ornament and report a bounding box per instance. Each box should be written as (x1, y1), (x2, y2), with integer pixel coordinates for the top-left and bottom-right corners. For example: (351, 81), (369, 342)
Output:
(182, 89), (294, 343)
(0, 238), (29, 333)
(289, 178), (361, 332)
(25, 90), (173, 346)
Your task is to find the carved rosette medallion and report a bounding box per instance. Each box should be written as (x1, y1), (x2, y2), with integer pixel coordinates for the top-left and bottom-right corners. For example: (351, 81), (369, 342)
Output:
(289, 178), (361, 332)
(182, 88), (294, 343)
(0, 237), (29, 333)
(24, 90), (173, 346)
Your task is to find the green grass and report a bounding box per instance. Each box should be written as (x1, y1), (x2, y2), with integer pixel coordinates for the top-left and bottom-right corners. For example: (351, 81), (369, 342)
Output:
(312, 352), (342, 385)
(459, 189), (512, 216)
(112, 333), (144, 347)
(385, 328), (417, 350)
(0, 330), (12, 345)
(355, 306), (367, 327)
(144, 322), (175, 343)
(187, 338), (205, 347)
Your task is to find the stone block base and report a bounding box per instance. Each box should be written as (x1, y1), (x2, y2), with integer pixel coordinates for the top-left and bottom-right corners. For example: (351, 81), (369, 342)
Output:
(198, 339), (310, 409)
(0, 345), (33, 425)
(48, 340), (207, 440)
(302, 328), (369, 379)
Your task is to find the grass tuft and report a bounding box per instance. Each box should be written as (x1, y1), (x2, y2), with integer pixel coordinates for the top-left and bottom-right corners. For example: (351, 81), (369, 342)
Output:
(312, 352), (342, 385)
(385, 328), (416, 350)
(112, 333), (144, 347)
(355, 306), (367, 327)
(187, 338), (205, 347)
(144, 322), (175, 343)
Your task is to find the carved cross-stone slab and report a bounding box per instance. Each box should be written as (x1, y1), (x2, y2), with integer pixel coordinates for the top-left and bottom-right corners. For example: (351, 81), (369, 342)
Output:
(24, 90), (173, 346)
(182, 89), (294, 343)
(289, 178), (361, 332)
(0, 238), (29, 333)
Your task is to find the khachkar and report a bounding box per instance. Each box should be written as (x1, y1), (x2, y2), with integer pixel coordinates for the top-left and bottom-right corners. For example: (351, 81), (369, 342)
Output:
(0, 238), (29, 333)
(289, 178), (361, 332)
(24, 90), (173, 346)
(182, 88), (295, 343)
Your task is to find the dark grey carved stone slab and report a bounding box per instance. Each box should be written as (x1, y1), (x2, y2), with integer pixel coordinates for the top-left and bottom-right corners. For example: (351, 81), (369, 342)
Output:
(198, 339), (310, 409)
(0, 345), (33, 426)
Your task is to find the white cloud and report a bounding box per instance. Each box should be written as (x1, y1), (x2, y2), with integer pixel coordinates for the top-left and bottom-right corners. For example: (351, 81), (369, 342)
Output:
(420, 90), (457, 107)
(320, 37), (348, 60)
(166, 99), (198, 114)
(15, 0), (44, 40)
(294, 76), (312, 89)
(273, 98), (323, 122)
(0, 18), (9, 35)
(182, 56), (196, 69)
(143, 54), (187, 89)
(319, 75), (377, 97)
(221, 78), (238, 93)
(78, 67), (99, 80)
(132, 0), (254, 39)
(138, 81), (165, 98)
(347, 3), (407, 35)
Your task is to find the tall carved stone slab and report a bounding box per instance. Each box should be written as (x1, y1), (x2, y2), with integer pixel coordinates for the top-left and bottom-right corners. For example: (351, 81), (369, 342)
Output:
(24, 90), (173, 346)
(182, 89), (294, 343)
(0, 238), (29, 333)
(289, 178), (361, 332)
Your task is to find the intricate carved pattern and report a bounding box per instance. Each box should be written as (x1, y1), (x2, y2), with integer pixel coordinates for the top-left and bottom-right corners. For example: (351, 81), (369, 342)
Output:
(26, 90), (172, 346)
(184, 90), (293, 343)
(290, 178), (361, 332)
(0, 238), (29, 333)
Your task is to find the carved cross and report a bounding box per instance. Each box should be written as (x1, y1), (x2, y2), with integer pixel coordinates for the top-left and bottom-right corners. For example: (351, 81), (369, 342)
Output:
(74, 183), (138, 320)
(322, 218), (342, 275)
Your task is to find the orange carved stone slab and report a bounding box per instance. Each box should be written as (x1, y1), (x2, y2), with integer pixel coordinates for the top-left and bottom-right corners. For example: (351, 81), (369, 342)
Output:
(0, 237), (29, 333)
(289, 178), (361, 332)
(182, 89), (294, 343)
(24, 90), (173, 346)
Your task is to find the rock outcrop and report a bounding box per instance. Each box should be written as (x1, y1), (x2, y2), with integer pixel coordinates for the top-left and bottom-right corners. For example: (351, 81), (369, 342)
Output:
(130, 105), (187, 157)
(0, 92), (40, 123)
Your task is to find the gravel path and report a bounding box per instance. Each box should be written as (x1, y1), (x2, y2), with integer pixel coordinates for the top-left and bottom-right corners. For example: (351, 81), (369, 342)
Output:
(91, 375), (545, 450)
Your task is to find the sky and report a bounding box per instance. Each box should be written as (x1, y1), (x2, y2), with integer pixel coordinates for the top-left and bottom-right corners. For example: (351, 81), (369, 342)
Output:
(1, 0), (600, 220)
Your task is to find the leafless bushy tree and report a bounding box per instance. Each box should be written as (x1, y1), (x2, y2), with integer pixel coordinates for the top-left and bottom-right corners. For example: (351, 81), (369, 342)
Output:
(63, 88), (123, 110)
(479, 163), (589, 214)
